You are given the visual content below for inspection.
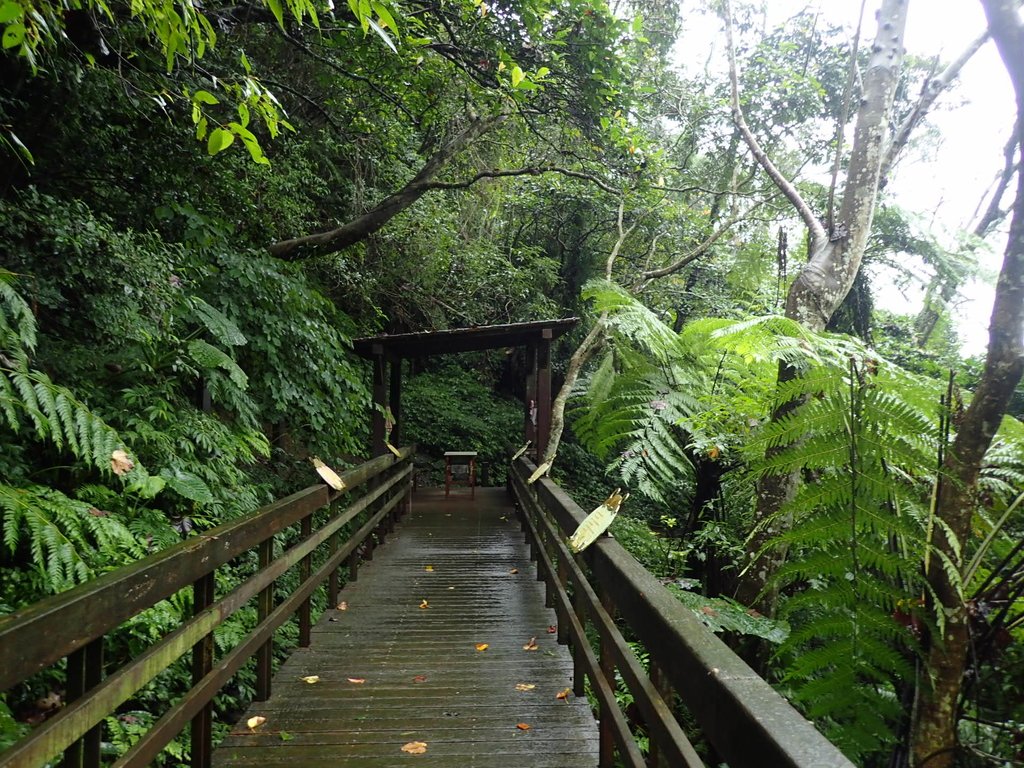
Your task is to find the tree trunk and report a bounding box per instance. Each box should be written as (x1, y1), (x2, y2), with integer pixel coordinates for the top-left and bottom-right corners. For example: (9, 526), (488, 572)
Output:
(734, 0), (910, 609)
(911, 3), (1024, 764)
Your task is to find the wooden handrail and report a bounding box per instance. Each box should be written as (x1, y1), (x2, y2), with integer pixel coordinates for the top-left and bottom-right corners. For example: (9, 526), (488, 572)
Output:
(510, 457), (855, 768)
(0, 448), (414, 768)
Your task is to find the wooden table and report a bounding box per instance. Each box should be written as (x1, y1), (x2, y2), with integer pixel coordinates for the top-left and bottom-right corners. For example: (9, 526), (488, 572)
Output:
(444, 451), (477, 498)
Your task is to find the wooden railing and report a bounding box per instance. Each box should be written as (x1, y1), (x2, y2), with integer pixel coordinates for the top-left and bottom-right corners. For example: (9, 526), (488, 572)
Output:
(0, 448), (414, 768)
(509, 457), (855, 768)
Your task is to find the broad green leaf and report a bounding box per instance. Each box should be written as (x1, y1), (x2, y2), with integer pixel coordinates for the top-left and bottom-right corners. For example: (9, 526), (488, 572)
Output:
(371, 0), (397, 31)
(207, 128), (235, 155)
(0, 3), (23, 23)
(159, 468), (214, 503)
(366, 17), (397, 52)
(237, 103), (250, 128)
(191, 297), (247, 346)
(195, 116), (208, 140)
(510, 65), (524, 88)
(192, 89), (218, 105)
(2, 21), (24, 48)
(7, 130), (33, 164)
(535, 66), (549, 79)
(267, 0), (284, 28)
(229, 122), (270, 165)
(240, 51), (251, 74)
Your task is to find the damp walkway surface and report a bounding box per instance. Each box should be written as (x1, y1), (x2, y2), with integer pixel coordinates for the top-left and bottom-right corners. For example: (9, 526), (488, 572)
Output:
(213, 487), (599, 768)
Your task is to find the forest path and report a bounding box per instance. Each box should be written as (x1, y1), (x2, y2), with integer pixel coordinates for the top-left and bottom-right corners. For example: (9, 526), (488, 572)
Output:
(213, 487), (598, 768)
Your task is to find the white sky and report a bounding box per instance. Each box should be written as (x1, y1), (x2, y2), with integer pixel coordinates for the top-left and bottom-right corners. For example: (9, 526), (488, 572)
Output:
(675, 1), (1017, 356)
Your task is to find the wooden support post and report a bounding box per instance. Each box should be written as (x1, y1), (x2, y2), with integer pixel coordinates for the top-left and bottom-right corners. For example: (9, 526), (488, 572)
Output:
(63, 638), (103, 768)
(389, 358), (402, 447)
(524, 344), (537, 451)
(299, 514), (313, 647)
(649, 662), (674, 768)
(536, 330), (552, 462)
(328, 526), (340, 607)
(255, 539), (273, 702)
(191, 573), (215, 768)
(371, 345), (387, 457)
(598, 588), (617, 768)
(556, 552), (569, 645)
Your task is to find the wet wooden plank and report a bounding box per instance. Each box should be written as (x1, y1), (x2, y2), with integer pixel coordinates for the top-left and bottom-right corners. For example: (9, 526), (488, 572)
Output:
(214, 488), (598, 768)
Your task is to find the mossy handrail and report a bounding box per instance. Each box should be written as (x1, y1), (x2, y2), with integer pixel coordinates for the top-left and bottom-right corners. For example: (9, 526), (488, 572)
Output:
(510, 456), (855, 768)
(0, 448), (414, 768)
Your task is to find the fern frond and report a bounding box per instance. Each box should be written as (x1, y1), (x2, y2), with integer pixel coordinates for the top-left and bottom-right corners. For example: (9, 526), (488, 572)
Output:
(1, 484), (145, 593)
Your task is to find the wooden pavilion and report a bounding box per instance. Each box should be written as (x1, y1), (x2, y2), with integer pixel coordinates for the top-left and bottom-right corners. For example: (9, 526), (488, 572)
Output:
(352, 318), (579, 462)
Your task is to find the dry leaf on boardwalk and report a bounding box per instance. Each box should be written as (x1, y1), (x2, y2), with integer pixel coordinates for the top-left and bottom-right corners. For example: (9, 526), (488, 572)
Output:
(419, 599), (429, 609)
(311, 457), (346, 491)
(401, 741), (428, 754)
(516, 723), (531, 731)
(475, 643), (489, 652)
(509, 568), (519, 575)
(522, 637), (538, 651)
(412, 675), (427, 683)
(300, 675), (320, 684)
(527, 461), (551, 484)
(546, 625), (557, 633)
(337, 601), (348, 610)
(347, 677), (366, 684)
(246, 716), (266, 730)
(425, 565), (434, 572)
(515, 683), (536, 691)
(556, 688), (571, 701)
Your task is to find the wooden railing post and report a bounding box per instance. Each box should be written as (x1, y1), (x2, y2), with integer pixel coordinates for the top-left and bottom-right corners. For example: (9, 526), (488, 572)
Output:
(328, 522), (341, 607)
(597, 588), (617, 768)
(299, 515), (313, 647)
(648, 662), (672, 768)
(63, 637), (103, 768)
(191, 572), (215, 768)
(255, 538), (274, 701)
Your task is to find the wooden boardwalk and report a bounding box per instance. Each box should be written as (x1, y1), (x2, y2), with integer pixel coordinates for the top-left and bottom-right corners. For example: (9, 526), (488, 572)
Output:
(214, 487), (599, 768)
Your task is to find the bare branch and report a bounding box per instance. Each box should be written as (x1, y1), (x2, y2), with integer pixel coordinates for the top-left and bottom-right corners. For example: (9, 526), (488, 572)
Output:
(640, 216), (740, 283)
(426, 165), (619, 194)
(268, 114), (506, 259)
(723, 0), (826, 248)
(880, 24), (996, 184)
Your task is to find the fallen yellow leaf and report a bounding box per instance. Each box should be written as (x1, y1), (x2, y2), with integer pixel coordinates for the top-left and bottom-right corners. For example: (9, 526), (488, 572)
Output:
(347, 677), (366, 684)
(475, 643), (489, 652)
(556, 688), (571, 701)
(337, 601), (348, 611)
(516, 722), (531, 731)
(312, 457), (346, 491)
(425, 565), (434, 572)
(300, 675), (320, 684)
(246, 715), (266, 730)
(523, 637), (538, 651)
(509, 568), (519, 574)
(419, 599), (429, 609)
(515, 683), (536, 691)
(110, 450), (134, 476)
(401, 741), (428, 754)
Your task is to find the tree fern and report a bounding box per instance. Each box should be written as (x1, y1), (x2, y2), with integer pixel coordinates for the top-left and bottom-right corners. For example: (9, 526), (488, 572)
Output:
(750, 357), (939, 763)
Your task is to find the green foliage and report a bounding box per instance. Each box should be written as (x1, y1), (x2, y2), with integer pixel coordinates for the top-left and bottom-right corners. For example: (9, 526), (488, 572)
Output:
(403, 364), (522, 482)
(668, 583), (789, 644)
